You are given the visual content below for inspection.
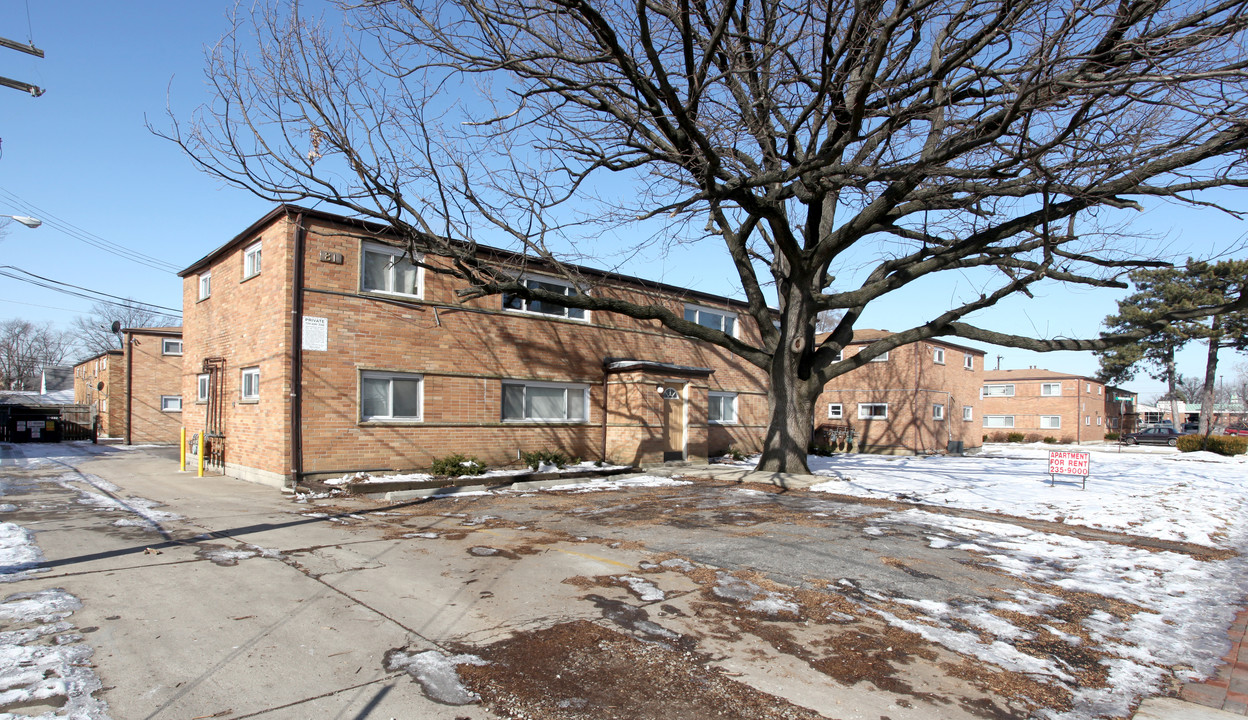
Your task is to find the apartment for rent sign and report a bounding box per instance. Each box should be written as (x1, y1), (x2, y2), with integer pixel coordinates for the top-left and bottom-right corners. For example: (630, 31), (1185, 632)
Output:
(1048, 450), (1091, 489)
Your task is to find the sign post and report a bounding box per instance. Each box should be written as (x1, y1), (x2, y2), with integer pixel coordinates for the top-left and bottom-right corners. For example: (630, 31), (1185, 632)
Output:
(1048, 450), (1091, 489)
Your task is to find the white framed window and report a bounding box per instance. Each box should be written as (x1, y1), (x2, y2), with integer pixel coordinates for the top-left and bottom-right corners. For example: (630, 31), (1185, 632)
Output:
(503, 275), (585, 320)
(982, 384), (1015, 397)
(933, 348), (945, 364)
(502, 381), (589, 422)
(361, 242), (422, 298)
(360, 371), (423, 421)
(1096, 416), (1102, 426)
(870, 351), (890, 362)
(708, 392), (738, 424)
(197, 374), (209, 403)
(933, 403), (945, 420)
(160, 396), (182, 412)
(1040, 383), (1061, 397)
(828, 403), (844, 420)
(683, 304), (736, 336)
(240, 367), (260, 401)
(1086, 383), (1092, 393)
(832, 349), (843, 362)
(1040, 416), (1061, 429)
(162, 339), (183, 356)
(1098, 386), (1103, 395)
(1085, 415), (1091, 426)
(198, 272), (211, 300)
(964, 353), (974, 370)
(858, 403), (888, 420)
(962, 406), (973, 421)
(984, 415), (1014, 428)
(243, 241), (262, 279)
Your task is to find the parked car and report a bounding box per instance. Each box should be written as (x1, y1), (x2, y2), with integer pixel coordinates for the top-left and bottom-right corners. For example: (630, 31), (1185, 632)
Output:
(1122, 426), (1184, 446)
(1225, 423), (1248, 437)
(1182, 421), (1201, 434)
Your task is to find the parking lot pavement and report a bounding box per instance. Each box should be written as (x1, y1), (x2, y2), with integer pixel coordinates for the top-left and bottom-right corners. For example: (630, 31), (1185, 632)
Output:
(3, 443), (1246, 720)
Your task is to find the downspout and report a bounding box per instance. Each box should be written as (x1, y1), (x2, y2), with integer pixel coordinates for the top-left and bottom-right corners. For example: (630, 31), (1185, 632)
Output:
(289, 213), (307, 491)
(601, 371), (610, 463)
(1076, 380), (1082, 444)
(124, 333), (133, 445)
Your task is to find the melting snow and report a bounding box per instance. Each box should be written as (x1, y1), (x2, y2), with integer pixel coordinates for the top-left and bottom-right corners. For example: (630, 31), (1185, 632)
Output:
(385, 649), (487, 705)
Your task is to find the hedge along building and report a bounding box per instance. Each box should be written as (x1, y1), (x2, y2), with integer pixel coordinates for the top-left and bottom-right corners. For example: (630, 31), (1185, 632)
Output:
(813, 330), (986, 455)
(177, 205), (770, 489)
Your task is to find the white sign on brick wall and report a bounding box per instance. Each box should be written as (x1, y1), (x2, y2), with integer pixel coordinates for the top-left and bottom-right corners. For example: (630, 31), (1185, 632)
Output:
(302, 316), (328, 351)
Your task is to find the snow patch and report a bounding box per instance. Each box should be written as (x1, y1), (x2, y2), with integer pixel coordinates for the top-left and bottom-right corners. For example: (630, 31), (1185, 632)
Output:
(385, 649), (487, 705)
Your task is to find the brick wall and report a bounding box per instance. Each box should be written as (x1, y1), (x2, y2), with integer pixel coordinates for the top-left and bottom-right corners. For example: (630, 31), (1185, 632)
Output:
(981, 372), (1112, 443)
(181, 211), (771, 485)
(124, 331), (184, 444)
(73, 351), (123, 437)
(815, 341), (985, 454)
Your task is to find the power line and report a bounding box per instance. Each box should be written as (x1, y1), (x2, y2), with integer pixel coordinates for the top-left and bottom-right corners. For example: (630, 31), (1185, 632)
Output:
(0, 188), (182, 273)
(0, 266), (181, 316)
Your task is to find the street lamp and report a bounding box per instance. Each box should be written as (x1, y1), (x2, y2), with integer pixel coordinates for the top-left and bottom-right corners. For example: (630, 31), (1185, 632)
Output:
(0, 215), (41, 228)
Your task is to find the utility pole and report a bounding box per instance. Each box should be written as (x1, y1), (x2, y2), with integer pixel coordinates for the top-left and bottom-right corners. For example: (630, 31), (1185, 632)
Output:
(0, 34), (45, 97)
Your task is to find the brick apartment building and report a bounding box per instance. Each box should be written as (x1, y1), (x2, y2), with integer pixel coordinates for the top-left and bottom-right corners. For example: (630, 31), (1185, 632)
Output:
(74, 350), (123, 437)
(73, 328), (184, 443)
(980, 369), (1127, 443)
(178, 206), (771, 488)
(814, 331), (986, 455)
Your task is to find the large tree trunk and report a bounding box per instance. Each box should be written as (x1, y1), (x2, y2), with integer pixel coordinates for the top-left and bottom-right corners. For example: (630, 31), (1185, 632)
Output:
(756, 357), (821, 475)
(1199, 316), (1222, 435)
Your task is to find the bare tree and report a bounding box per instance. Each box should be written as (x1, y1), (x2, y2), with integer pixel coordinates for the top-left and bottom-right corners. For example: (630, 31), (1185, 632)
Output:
(0, 319), (74, 391)
(71, 300), (182, 357)
(162, 0), (1248, 471)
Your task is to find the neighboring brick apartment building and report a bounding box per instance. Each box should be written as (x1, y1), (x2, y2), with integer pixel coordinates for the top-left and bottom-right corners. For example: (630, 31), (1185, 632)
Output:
(73, 328), (184, 443)
(73, 350), (123, 437)
(178, 206), (771, 489)
(814, 331), (986, 455)
(980, 369), (1126, 443)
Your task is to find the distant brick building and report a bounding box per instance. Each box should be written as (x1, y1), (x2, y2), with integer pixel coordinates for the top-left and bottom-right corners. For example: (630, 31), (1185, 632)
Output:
(73, 328), (183, 443)
(74, 350), (123, 437)
(980, 369), (1122, 443)
(178, 206), (771, 488)
(813, 330), (986, 455)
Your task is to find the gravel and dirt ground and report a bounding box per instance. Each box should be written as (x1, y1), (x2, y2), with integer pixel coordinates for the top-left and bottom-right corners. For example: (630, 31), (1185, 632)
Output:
(0, 443), (1242, 719)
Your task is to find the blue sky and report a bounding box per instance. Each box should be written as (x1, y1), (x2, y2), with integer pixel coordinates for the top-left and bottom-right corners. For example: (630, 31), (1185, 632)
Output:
(1, 1), (1245, 401)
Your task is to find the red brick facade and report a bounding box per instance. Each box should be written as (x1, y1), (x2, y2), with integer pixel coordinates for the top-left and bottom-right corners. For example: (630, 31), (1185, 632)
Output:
(179, 207), (770, 487)
(73, 330), (184, 444)
(981, 369), (1121, 443)
(73, 351), (123, 437)
(813, 332), (986, 455)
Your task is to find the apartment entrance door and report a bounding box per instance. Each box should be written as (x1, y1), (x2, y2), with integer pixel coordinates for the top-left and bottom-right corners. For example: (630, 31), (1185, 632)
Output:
(661, 382), (687, 462)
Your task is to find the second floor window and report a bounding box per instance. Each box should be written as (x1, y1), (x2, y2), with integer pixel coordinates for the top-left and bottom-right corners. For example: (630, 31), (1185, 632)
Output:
(503, 276), (585, 320)
(684, 305), (736, 336)
(362, 243), (421, 297)
(162, 339), (183, 356)
(198, 272), (211, 300)
(243, 241), (262, 279)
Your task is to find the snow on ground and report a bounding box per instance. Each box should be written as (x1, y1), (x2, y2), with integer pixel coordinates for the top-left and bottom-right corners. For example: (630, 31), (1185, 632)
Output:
(0, 442), (153, 471)
(326, 461), (634, 486)
(807, 443), (1248, 547)
(384, 649), (488, 705)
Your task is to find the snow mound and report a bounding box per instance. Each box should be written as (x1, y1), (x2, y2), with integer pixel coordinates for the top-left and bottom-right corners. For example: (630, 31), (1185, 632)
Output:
(385, 649), (487, 705)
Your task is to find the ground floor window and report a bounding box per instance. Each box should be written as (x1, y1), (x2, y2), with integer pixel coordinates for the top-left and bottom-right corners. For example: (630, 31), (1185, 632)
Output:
(984, 415), (1014, 428)
(828, 403), (843, 420)
(962, 406), (973, 421)
(1040, 415), (1061, 429)
(858, 403), (888, 420)
(932, 403), (945, 420)
(160, 396), (182, 412)
(503, 381), (589, 422)
(708, 392), (737, 424)
(361, 371), (423, 421)
(197, 374), (209, 403)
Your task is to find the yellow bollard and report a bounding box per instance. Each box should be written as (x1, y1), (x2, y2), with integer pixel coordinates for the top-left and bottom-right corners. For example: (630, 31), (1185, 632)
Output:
(197, 433), (205, 477)
(180, 428), (186, 472)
